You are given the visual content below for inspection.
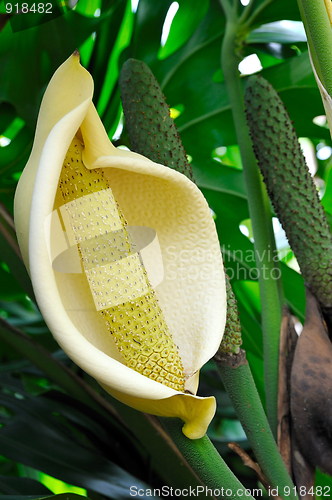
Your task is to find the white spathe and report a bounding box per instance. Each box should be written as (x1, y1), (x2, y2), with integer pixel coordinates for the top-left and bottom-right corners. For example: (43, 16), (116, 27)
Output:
(14, 53), (226, 439)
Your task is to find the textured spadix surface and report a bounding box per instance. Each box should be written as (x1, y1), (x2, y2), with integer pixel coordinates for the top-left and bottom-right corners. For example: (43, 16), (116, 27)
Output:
(245, 74), (332, 313)
(14, 53), (226, 439)
(59, 137), (185, 393)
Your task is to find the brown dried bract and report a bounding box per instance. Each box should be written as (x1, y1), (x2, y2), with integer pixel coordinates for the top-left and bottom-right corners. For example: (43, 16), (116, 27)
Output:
(290, 289), (332, 477)
(278, 306), (298, 477)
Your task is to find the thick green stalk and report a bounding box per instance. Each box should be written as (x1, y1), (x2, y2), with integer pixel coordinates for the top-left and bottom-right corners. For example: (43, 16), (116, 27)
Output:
(240, 0), (274, 27)
(160, 418), (255, 500)
(220, 6), (283, 437)
(261, 176), (285, 309)
(215, 353), (297, 500)
(215, 250), (293, 498)
(297, 0), (332, 96)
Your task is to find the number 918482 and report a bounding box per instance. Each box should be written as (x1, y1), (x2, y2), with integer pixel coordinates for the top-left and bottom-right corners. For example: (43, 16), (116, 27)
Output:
(5, 3), (52, 13)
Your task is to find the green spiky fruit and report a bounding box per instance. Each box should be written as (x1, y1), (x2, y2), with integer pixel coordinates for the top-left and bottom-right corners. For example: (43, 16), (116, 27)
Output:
(219, 273), (242, 354)
(120, 58), (243, 354)
(119, 58), (193, 180)
(245, 74), (332, 313)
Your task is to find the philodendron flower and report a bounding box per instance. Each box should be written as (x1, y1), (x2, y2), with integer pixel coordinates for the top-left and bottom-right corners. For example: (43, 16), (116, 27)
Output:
(14, 52), (226, 439)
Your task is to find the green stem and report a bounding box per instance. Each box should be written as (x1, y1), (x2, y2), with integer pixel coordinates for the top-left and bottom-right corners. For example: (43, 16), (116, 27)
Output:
(219, 0), (233, 18)
(220, 7), (283, 438)
(241, 0), (274, 28)
(160, 417), (255, 500)
(261, 175), (285, 308)
(297, 0), (332, 96)
(215, 353), (297, 500)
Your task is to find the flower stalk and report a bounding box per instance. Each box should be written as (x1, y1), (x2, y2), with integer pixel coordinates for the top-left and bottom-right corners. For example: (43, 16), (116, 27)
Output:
(215, 352), (297, 500)
(215, 265), (295, 499)
(297, 0), (332, 96)
(160, 417), (256, 500)
(297, 0), (332, 139)
(219, 2), (283, 437)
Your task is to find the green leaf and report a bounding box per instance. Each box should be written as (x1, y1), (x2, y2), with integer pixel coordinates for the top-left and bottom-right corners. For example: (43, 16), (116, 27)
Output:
(169, 52), (327, 172)
(281, 262), (305, 321)
(0, 10), (111, 127)
(0, 316), (203, 494)
(0, 126), (33, 211)
(247, 0), (302, 28)
(251, 42), (302, 62)
(0, 216), (35, 301)
(247, 21), (307, 44)
(0, 103), (17, 132)
(236, 296), (263, 359)
(0, 497), (50, 500)
(101, 86), (122, 137)
(96, 0), (134, 119)
(88, 0), (128, 105)
(0, 261), (26, 300)
(131, 0), (173, 67)
(321, 166), (332, 214)
(245, 351), (266, 409)
(0, 474), (53, 495)
(209, 417), (246, 443)
(0, 495), (91, 500)
(75, 0), (101, 17)
(262, 52), (329, 140)
(315, 469), (332, 498)
(131, 0), (225, 87)
(0, 316), (121, 414)
(158, 0), (210, 60)
(84, 376), (204, 493)
(192, 161), (246, 198)
(41, 495), (92, 500)
(0, 374), (155, 499)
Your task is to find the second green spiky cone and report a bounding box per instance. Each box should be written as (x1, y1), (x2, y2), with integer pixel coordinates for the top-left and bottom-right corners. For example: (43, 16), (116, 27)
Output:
(221, 273), (242, 354)
(119, 58), (193, 180)
(245, 74), (332, 317)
